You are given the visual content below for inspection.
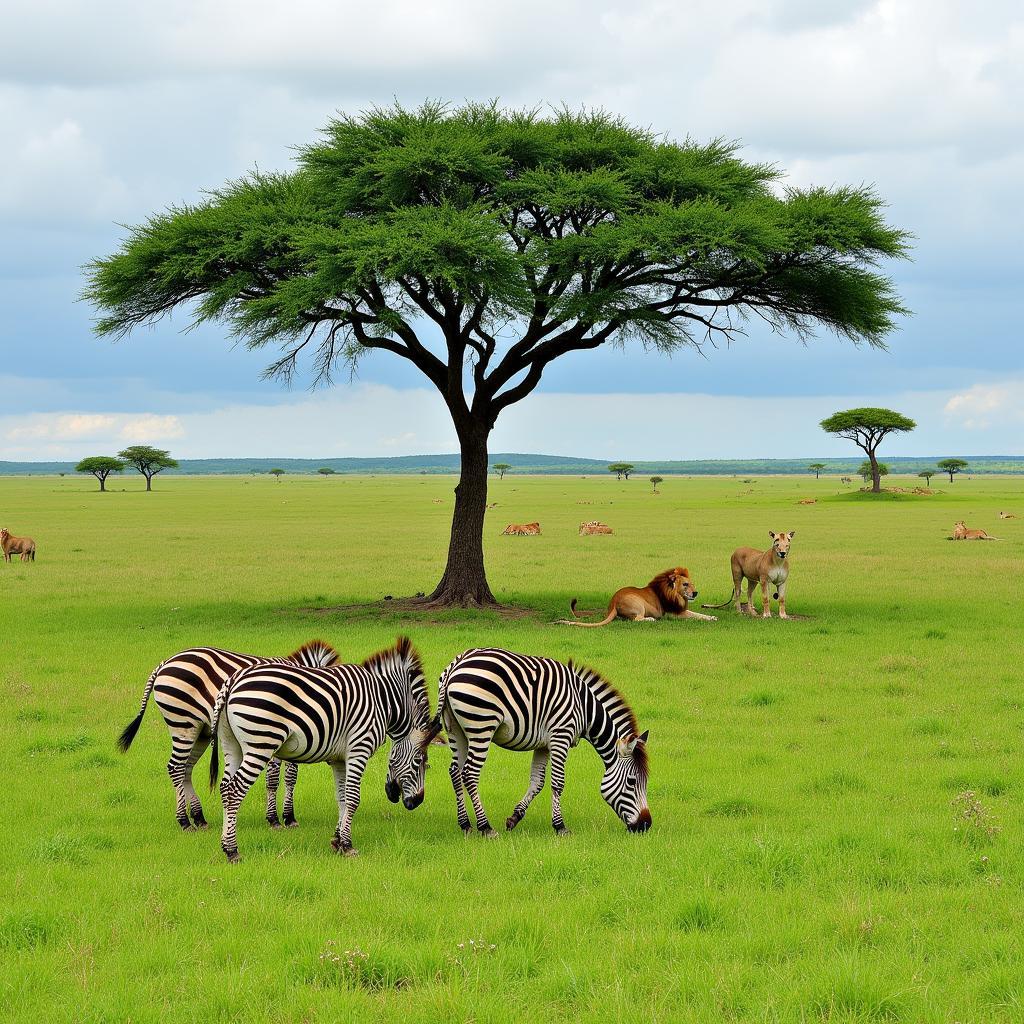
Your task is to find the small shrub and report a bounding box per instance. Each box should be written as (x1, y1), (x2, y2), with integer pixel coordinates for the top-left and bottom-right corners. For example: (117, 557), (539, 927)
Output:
(304, 941), (411, 991)
(739, 690), (779, 707)
(675, 900), (717, 933)
(706, 798), (758, 818)
(953, 790), (1001, 844)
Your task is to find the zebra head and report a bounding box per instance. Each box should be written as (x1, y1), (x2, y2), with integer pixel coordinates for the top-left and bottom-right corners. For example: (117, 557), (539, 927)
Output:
(600, 730), (651, 832)
(385, 719), (441, 809)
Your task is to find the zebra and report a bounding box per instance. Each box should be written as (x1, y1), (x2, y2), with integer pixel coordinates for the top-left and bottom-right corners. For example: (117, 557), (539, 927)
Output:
(437, 648), (651, 836)
(209, 636), (439, 862)
(117, 640), (339, 831)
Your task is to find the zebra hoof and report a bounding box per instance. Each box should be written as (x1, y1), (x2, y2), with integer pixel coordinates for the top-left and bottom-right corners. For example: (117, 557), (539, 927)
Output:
(505, 815), (520, 831)
(460, 823), (472, 836)
(193, 821), (209, 831)
(284, 819), (299, 829)
(268, 822), (282, 830)
(480, 827), (499, 839)
(225, 850), (241, 864)
(343, 847), (359, 858)
(554, 827), (572, 837)
(330, 835), (342, 852)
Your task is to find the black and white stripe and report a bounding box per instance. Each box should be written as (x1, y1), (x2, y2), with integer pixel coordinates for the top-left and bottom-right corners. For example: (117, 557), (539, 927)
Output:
(209, 636), (439, 862)
(437, 648), (652, 836)
(117, 640), (339, 830)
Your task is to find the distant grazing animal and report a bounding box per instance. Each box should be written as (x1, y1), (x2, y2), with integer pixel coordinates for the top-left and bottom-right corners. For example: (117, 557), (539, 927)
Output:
(437, 648), (651, 835)
(797, 499), (817, 505)
(209, 637), (438, 862)
(579, 521), (613, 535)
(559, 567), (717, 626)
(841, 477), (852, 485)
(704, 531), (795, 618)
(1, 528), (36, 562)
(953, 521), (997, 541)
(502, 522), (541, 536)
(117, 640), (340, 831)
(999, 512), (1017, 519)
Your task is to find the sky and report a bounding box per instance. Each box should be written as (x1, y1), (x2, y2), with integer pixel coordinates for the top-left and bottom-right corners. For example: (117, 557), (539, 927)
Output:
(1, 0), (1022, 461)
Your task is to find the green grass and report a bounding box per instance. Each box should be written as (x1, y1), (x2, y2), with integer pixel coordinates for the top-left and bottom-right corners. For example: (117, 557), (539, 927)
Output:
(1, 471), (1021, 1022)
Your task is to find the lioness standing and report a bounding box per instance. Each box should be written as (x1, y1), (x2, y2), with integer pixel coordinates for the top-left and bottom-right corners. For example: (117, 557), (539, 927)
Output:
(1, 528), (36, 563)
(705, 531), (795, 619)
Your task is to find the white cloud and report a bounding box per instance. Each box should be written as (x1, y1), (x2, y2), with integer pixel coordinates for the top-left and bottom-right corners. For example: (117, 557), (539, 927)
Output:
(119, 414), (184, 442)
(3, 381), (1021, 461)
(943, 382), (1024, 431)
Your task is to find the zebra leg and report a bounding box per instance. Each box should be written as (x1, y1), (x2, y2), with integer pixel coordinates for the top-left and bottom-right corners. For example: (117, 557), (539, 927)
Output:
(282, 761), (299, 827)
(182, 732), (211, 829)
(506, 748), (549, 831)
(444, 712), (472, 834)
(220, 752), (270, 863)
(549, 738), (573, 835)
(329, 755), (369, 857)
(167, 727), (201, 830)
(462, 727), (499, 838)
(265, 758), (282, 828)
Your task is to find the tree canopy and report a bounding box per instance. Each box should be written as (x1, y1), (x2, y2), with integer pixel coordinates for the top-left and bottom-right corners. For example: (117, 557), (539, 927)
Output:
(937, 458), (968, 482)
(76, 455), (125, 492)
(118, 446), (178, 491)
(85, 101), (910, 606)
(808, 462), (826, 478)
(492, 463), (512, 479)
(609, 462), (635, 480)
(858, 460), (889, 480)
(650, 475), (663, 491)
(317, 467), (336, 475)
(821, 407), (915, 492)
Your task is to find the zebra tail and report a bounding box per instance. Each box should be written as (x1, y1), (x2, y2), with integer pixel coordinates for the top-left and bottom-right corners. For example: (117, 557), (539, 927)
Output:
(208, 677), (232, 791)
(117, 661), (163, 752)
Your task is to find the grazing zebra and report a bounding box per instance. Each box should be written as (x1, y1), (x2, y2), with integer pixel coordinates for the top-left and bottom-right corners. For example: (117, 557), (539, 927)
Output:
(437, 648), (651, 836)
(209, 636), (439, 862)
(117, 640), (339, 831)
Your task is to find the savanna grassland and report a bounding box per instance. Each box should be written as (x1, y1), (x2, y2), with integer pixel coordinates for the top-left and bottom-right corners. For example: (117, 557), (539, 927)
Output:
(1, 471), (1022, 1023)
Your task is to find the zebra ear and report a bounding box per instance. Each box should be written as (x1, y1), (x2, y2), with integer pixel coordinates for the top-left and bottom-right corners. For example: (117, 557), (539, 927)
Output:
(637, 730), (650, 745)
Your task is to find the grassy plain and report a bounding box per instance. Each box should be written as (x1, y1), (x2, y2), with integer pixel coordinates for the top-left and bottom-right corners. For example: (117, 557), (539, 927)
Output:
(1, 471), (1022, 1023)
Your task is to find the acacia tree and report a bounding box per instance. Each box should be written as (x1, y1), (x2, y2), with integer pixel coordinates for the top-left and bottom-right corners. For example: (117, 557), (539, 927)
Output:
(493, 463), (511, 479)
(918, 470), (934, 485)
(820, 408), (915, 493)
(858, 460), (888, 483)
(75, 455), (124, 492)
(609, 462), (635, 481)
(270, 468), (285, 481)
(938, 458), (968, 483)
(650, 475), (663, 493)
(808, 462), (826, 479)
(118, 445), (178, 491)
(317, 467), (336, 476)
(86, 102), (909, 607)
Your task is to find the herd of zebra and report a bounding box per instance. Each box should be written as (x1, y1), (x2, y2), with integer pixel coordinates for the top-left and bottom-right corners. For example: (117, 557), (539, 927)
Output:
(118, 636), (652, 862)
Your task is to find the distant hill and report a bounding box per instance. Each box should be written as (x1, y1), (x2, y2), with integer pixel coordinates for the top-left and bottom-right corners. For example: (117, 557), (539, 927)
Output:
(2, 454), (1022, 476)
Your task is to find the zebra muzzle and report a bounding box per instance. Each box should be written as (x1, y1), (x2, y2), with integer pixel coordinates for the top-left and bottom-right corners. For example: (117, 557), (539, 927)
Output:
(403, 791), (424, 811)
(627, 808), (652, 833)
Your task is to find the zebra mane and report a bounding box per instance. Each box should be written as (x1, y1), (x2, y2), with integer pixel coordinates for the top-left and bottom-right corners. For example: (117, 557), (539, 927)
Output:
(363, 636), (432, 728)
(570, 661), (649, 777)
(286, 639), (340, 667)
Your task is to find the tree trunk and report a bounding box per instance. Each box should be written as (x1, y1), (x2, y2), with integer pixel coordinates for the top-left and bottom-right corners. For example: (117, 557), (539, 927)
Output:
(948, 471), (954, 483)
(98, 474), (106, 492)
(145, 472), (152, 492)
(868, 451), (881, 493)
(423, 423), (497, 607)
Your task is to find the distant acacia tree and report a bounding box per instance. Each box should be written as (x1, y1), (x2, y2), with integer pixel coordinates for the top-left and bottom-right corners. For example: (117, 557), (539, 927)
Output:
(808, 462), (826, 479)
(650, 475), (663, 493)
(86, 102), (909, 607)
(270, 468), (285, 481)
(118, 446), (178, 491)
(75, 455), (125, 492)
(820, 408), (915, 493)
(918, 470), (934, 485)
(938, 458), (968, 483)
(858, 460), (889, 483)
(609, 463), (635, 481)
(493, 463), (511, 480)
(317, 467), (336, 476)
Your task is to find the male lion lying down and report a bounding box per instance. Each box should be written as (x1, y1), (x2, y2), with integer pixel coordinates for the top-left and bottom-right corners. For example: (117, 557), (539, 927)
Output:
(558, 567), (717, 626)
(952, 521), (998, 540)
